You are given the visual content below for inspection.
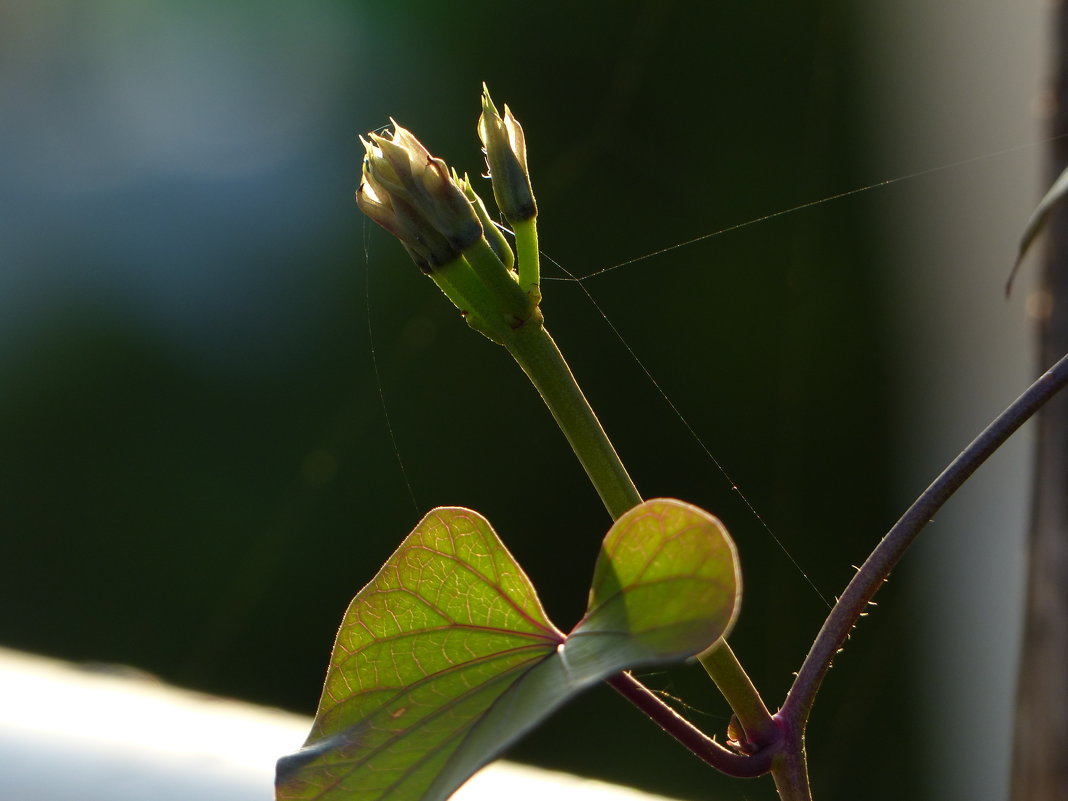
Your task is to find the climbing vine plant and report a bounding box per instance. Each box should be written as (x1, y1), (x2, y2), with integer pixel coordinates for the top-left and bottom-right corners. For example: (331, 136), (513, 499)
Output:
(276, 86), (1068, 801)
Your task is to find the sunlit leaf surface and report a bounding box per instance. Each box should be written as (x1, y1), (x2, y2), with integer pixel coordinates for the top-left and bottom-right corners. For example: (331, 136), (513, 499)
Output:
(277, 499), (739, 801)
(569, 497), (740, 672)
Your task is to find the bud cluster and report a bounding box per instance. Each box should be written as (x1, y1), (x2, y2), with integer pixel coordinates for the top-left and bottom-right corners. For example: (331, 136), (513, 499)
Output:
(355, 86), (541, 341)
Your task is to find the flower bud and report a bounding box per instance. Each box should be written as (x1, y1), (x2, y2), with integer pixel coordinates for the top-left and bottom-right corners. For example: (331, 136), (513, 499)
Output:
(355, 172), (451, 272)
(455, 169), (515, 271)
(478, 85), (537, 224)
(356, 122), (482, 270)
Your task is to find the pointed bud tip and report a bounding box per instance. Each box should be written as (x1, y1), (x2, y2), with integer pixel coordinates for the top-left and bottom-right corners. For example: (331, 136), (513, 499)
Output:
(476, 88), (536, 223)
(481, 84), (502, 117)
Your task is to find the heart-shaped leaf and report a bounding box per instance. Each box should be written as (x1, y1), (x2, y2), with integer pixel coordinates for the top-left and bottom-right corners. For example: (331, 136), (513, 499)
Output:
(568, 496), (741, 672)
(277, 499), (739, 801)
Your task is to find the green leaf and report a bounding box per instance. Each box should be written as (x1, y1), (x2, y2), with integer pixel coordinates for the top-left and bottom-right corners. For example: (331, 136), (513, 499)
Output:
(570, 496), (741, 671)
(277, 499), (739, 801)
(276, 507), (562, 801)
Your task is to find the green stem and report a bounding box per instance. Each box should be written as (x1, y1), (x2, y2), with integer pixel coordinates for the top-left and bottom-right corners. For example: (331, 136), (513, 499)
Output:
(431, 259), (491, 324)
(503, 321), (639, 519)
(698, 640), (777, 747)
(430, 256), (516, 344)
(502, 316), (774, 770)
(462, 238), (532, 324)
(513, 217), (540, 294)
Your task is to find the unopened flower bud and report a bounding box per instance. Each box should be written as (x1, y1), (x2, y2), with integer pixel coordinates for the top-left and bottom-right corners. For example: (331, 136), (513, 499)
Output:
(356, 173), (454, 271)
(455, 170), (515, 271)
(356, 123), (482, 270)
(478, 85), (537, 224)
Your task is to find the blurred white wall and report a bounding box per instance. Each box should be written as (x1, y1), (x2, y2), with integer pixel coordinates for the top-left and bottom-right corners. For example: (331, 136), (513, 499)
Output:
(0, 647), (687, 801)
(862, 2), (1045, 799)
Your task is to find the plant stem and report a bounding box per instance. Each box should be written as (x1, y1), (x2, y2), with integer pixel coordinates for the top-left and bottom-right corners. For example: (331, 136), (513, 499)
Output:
(462, 238), (532, 323)
(769, 728), (812, 801)
(698, 640), (777, 747)
(781, 351), (1068, 731)
(502, 315), (775, 775)
(607, 672), (777, 778)
(513, 218), (540, 294)
(503, 321), (641, 520)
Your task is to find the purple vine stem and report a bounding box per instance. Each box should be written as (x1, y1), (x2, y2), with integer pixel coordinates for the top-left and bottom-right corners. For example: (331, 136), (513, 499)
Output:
(607, 672), (778, 778)
(606, 352), (1068, 798)
(781, 351), (1068, 731)
(605, 353), (1068, 797)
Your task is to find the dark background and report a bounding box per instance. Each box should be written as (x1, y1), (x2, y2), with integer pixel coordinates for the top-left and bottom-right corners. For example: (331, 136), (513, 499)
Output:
(0, 2), (1042, 800)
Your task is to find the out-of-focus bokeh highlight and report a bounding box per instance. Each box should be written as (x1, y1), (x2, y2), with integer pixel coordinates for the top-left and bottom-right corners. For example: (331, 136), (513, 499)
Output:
(0, 2), (1045, 800)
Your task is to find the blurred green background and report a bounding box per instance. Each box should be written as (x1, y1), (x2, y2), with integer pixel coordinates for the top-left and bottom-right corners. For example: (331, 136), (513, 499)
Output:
(0, 2), (1044, 800)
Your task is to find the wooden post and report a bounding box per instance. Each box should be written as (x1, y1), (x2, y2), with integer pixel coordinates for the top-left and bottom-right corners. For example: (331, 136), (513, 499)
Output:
(1010, 7), (1068, 800)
